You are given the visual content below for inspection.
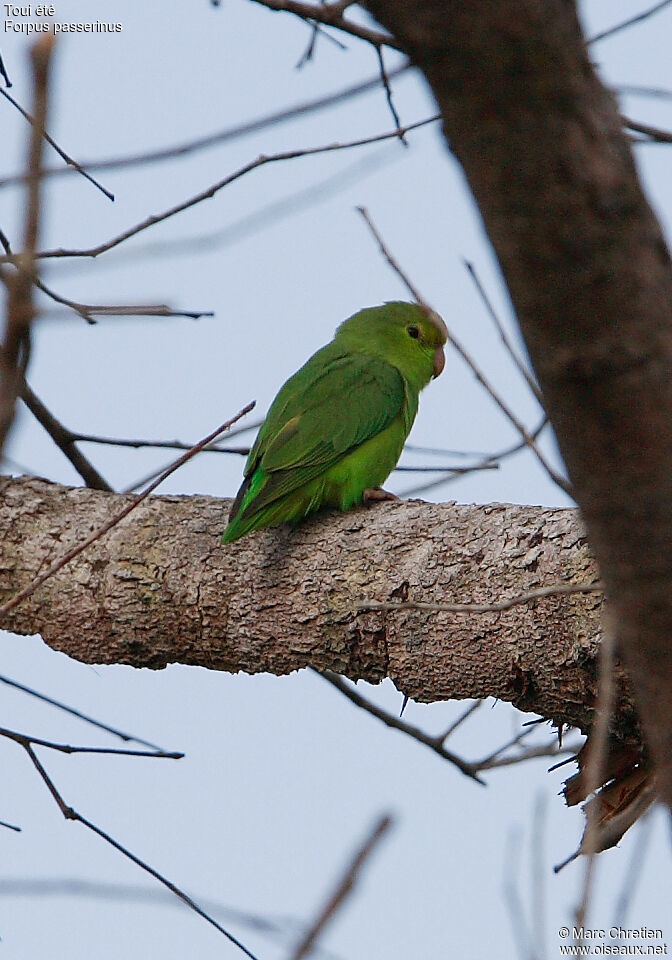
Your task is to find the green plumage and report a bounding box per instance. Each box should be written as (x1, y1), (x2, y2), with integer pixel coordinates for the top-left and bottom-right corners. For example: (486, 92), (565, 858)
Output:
(222, 301), (447, 543)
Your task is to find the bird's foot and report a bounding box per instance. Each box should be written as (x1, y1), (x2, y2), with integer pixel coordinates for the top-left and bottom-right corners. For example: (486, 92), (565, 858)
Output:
(362, 487), (399, 503)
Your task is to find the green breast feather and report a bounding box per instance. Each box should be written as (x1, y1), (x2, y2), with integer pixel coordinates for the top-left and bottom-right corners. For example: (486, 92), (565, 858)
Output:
(222, 301), (446, 543)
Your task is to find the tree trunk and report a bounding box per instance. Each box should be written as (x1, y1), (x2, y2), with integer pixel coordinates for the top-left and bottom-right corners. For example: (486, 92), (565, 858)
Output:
(363, 0), (672, 809)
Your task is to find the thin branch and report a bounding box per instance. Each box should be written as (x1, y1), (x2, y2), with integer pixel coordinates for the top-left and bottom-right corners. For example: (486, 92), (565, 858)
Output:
(19, 379), (112, 490)
(588, 0), (672, 43)
(35, 279), (213, 322)
(0, 726), (182, 760)
(474, 724), (580, 771)
(612, 811), (654, 927)
(462, 258), (543, 404)
(64, 421), (265, 454)
(399, 416), (548, 498)
(0, 673), (164, 750)
(405, 442), (503, 456)
(503, 828), (537, 960)
(52, 143), (414, 275)
(247, 0), (400, 51)
(59, 428), (496, 474)
(623, 116), (672, 144)
(0, 402), (255, 618)
(375, 46), (406, 143)
(474, 726), (540, 768)
(356, 205), (425, 303)
(18, 742), (260, 960)
(618, 85), (672, 101)
(66, 434), (251, 454)
(289, 814), (393, 960)
(315, 670), (485, 784)
(357, 208), (572, 496)
(480, 741), (580, 771)
(0, 50), (11, 87)
(0, 35), (53, 457)
(5, 118), (436, 265)
(437, 699), (484, 740)
(394, 462), (498, 473)
(438, 325), (572, 494)
(0, 819), (21, 832)
(295, 17), (347, 66)
(0, 879), (346, 958)
(0, 63), (411, 189)
(0, 84), (114, 200)
(358, 580), (603, 616)
(532, 795), (547, 960)
(2, 230), (208, 326)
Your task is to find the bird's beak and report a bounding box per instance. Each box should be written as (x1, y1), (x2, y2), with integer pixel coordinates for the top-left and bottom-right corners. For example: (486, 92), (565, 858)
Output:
(433, 345), (445, 378)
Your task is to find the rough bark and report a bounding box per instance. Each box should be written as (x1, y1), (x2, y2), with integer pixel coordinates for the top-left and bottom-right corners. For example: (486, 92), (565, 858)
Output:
(362, 0), (672, 807)
(0, 475), (641, 746)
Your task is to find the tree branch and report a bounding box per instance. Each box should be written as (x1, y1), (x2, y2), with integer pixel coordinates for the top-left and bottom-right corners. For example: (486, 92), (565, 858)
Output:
(0, 476), (640, 748)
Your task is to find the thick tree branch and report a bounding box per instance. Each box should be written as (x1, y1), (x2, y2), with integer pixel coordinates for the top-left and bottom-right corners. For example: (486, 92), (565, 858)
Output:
(0, 476), (640, 748)
(361, 0), (672, 808)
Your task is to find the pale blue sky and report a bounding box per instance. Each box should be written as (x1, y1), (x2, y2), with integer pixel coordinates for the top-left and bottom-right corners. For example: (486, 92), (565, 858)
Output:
(2, 2), (672, 958)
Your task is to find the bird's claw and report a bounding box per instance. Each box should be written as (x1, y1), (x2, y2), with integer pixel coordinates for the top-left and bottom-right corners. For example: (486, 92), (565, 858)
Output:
(362, 488), (399, 503)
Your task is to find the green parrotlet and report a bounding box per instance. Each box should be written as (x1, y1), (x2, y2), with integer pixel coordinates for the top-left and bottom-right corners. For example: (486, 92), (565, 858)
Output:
(222, 301), (447, 543)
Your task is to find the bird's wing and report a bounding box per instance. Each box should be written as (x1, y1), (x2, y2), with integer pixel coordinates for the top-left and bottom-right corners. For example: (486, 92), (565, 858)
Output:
(239, 351), (406, 513)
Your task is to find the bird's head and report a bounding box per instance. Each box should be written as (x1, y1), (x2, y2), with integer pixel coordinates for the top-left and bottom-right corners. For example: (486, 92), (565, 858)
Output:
(335, 301), (447, 390)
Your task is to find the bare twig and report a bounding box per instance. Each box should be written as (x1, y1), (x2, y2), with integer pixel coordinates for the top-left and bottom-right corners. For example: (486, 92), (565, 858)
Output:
(0, 879), (346, 958)
(481, 742), (580, 771)
(532, 794), (548, 960)
(70, 420), (265, 496)
(65, 434), (250, 455)
(0, 819), (21, 832)
(437, 327), (572, 494)
(395, 462), (497, 473)
(618, 85), (672, 101)
(438, 700), (483, 740)
(35, 285), (213, 322)
(19, 379), (112, 490)
(611, 811), (654, 928)
(0, 402), (255, 618)
(0, 35), (53, 457)
(356, 206), (425, 303)
(247, 0), (400, 51)
(6, 119), (437, 265)
(0, 84), (113, 200)
(375, 46), (406, 143)
(357, 208), (572, 496)
(290, 814), (393, 960)
(623, 116), (672, 144)
(0, 50), (11, 87)
(52, 145), (412, 275)
(0, 673), (164, 750)
(0, 64), (411, 189)
(295, 17), (347, 66)
(588, 0), (672, 43)
(400, 416), (549, 498)
(0, 725), (182, 760)
(476, 724), (580, 770)
(16, 742), (260, 960)
(2, 229), (210, 325)
(503, 827), (536, 960)
(358, 580), (603, 616)
(315, 670), (485, 784)
(462, 258), (543, 404)
(56, 427), (496, 474)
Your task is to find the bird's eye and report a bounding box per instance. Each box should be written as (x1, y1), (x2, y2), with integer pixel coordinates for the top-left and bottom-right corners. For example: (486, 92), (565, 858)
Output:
(407, 326), (420, 339)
